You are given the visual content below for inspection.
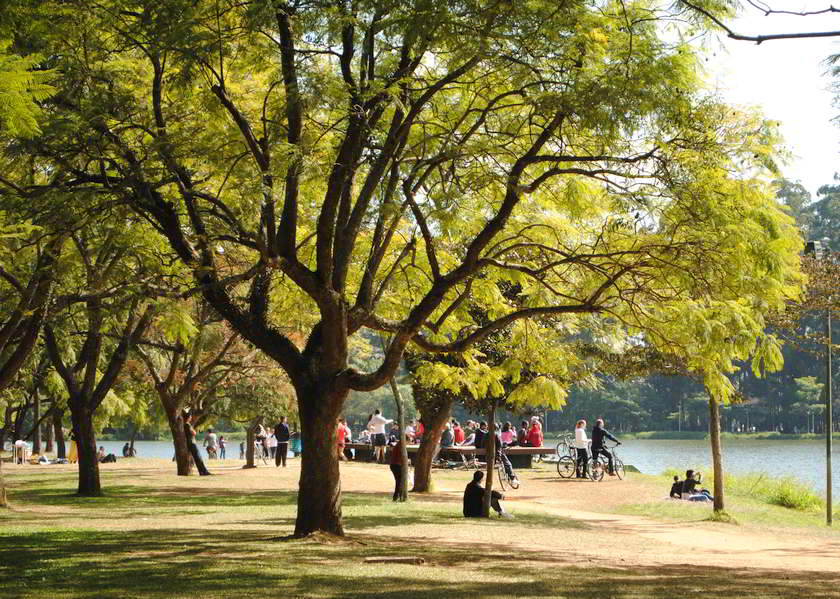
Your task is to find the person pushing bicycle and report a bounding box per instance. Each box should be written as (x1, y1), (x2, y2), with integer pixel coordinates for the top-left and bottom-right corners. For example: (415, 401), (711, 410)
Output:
(591, 418), (620, 476)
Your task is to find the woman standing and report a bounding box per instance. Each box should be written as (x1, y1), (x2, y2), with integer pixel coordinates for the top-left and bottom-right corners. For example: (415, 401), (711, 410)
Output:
(573, 419), (588, 479)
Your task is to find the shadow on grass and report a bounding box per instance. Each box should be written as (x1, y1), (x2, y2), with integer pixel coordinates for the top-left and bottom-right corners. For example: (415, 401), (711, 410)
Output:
(1, 527), (838, 599)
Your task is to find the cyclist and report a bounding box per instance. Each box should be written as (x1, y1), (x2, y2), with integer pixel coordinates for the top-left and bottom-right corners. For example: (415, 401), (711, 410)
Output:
(591, 418), (620, 476)
(492, 424), (518, 485)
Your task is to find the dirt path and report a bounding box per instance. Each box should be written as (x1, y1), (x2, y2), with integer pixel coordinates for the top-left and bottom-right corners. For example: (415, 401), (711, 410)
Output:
(6, 457), (839, 576)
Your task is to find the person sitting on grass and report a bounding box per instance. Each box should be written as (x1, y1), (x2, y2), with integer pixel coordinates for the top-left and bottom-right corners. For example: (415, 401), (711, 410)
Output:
(682, 470), (714, 502)
(463, 470), (512, 518)
(669, 475), (683, 499)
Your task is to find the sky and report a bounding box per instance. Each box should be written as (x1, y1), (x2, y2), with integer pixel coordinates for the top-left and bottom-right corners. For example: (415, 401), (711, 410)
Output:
(705, 3), (840, 199)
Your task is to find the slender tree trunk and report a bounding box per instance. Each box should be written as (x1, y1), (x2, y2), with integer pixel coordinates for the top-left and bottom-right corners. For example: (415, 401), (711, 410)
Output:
(708, 392), (724, 512)
(0, 453), (7, 508)
(71, 402), (101, 496)
(53, 408), (66, 459)
(165, 408), (192, 475)
(412, 398), (454, 493)
(389, 377), (408, 501)
(32, 389), (41, 455)
(294, 384), (345, 536)
(129, 423), (138, 455)
(244, 417), (260, 469)
(482, 406), (496, 518)
(45, 405), (55, 454)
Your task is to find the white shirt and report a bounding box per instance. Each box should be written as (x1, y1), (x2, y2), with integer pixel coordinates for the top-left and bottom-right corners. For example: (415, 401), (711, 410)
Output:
(574, 427), (589, 449)
(369, 414), (393, 435)
(268, 434), (277, 448)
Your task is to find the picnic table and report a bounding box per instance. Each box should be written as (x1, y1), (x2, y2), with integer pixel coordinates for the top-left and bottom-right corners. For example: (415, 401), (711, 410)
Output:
(343, 442), (554, 468)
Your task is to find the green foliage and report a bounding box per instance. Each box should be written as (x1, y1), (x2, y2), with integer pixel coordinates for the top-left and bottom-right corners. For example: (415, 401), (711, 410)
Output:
(0, 40), (53, 137)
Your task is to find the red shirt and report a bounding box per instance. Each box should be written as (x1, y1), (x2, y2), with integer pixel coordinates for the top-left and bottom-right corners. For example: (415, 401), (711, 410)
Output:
(389, 440), (404, 465)
(454, 426), (465, 444)
(415, 421), (425, 437)
(337, 424), (347, 446)
(527, 423), (543, 447)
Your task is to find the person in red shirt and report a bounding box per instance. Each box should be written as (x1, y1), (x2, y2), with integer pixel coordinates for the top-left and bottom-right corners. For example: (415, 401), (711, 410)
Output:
(415, 418), (425, 443)
(527, 416), (543, 447)
(336, 418), (348, 461)
(453, 420), (465, 445)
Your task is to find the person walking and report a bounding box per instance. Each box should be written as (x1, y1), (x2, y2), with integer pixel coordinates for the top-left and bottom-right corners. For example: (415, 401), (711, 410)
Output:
(275, 417), (290, 467)
(218, 435), (226, 459)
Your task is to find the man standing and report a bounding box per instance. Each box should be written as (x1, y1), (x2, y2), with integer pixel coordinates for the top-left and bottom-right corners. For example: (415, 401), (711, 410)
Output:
(275, 416), (290, 467)
(590, 418), (619, 475)
(368, 409), (393, 464)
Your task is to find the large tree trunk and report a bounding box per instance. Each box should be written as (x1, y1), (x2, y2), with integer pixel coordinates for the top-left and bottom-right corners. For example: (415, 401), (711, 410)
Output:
(53, 408), (66, 459)
(482, 406), (496, 518)
(71, 403), (101, 496)
(389, 377), (408, 501)
(294, 384), (344, 537)
(412, 397), (454, 493)
(708, 392), (724, 512)
(165, 408), (192, 475)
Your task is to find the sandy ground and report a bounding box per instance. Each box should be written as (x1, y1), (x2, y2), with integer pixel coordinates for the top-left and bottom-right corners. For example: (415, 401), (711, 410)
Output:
(5, 456), (840, 577)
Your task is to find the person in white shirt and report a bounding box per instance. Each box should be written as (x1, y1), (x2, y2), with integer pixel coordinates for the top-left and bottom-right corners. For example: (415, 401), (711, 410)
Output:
(268, 432), (278, 458)
(573, 419), (589, 479)
(367, 409), (393, 463)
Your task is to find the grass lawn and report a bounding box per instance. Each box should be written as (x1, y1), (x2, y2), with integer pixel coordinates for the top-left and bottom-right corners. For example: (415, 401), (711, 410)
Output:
(1, 460), (839, 598)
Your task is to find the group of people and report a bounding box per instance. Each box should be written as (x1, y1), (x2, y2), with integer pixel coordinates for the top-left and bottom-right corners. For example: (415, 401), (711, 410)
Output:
(441, 417), (544, 450)
(669, 470), (714, 502)
(573, 418), (621, 478)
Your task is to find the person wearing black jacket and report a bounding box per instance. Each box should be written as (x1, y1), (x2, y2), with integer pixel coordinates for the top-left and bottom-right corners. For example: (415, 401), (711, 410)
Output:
(472, 421), (488, 449)
(463, 471), (510, 518)
(275, 416), (290, 467)
(591, 418), (619, 476)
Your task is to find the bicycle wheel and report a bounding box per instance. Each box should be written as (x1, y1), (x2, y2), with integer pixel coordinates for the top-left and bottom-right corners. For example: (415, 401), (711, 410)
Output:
(557, 455), (576, 478)
(614, 458), (626, 480)
(588, 457), (605, 482)
(495, 463), (507, 491)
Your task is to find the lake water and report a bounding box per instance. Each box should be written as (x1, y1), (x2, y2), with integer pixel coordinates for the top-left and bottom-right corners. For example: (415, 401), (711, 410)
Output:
(92, 438), (840, 498)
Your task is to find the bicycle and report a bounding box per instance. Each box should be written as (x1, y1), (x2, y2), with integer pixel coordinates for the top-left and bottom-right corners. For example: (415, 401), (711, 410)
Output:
(253, 441), (268, 465)
(588, 441), (624, 481)
(495, 448), (520, 491)
(555, 433), (575, 459)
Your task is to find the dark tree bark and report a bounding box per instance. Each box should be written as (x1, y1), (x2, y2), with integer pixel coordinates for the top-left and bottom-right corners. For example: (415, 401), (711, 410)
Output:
(482, 406), (497, 518)
(388, 376), (408, 501)
(45, 406), (55, 454)
(165, 407), (192, 475)
(32, 388), (41, 455)
(53, 408), (66, 460)
(708, 392), (725, 512)
(243, 417), (260, 469)
(412, 396), (454, 493)
(294, 383), (345, 536)
(70, 402), (101, 496)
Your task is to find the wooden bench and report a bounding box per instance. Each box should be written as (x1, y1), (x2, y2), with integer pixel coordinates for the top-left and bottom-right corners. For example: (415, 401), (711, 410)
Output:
(342, 442), (555, 468)
(428, 445), (555, 468)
